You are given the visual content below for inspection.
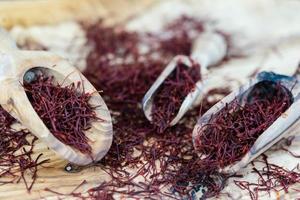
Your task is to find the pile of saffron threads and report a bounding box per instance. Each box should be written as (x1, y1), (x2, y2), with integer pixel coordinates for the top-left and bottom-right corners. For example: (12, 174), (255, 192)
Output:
(0, 106), (49, 191)
(81, 17), (235, 199)
(151, 61), (201, 132)
(10, 15), (298, 199)
(194, 80), (293, 170)
(24, 75), (98, 155)
(234, 154), (300, 200)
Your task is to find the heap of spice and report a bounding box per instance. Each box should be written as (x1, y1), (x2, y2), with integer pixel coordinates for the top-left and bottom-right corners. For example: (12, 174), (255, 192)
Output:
(81, 17), (299, 200)
(82, 17), (232, 199)
(151, 61), (201, 132)
(194, 80), (293, 169)
(24, 75), (98, 155)
(1, 15), (298, 200)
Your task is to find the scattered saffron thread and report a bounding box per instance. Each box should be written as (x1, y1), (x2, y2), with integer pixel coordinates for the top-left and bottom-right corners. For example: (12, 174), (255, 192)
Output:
(7, 15), (298, 199)
(234, 155), (300, 200)
(82, 17), (232, 199)
(0, 106), (49, 191)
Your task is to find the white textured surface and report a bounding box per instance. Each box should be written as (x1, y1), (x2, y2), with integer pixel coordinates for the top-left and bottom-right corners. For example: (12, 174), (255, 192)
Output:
(9, 21), (88, 71)
(127, 0), (300, 56)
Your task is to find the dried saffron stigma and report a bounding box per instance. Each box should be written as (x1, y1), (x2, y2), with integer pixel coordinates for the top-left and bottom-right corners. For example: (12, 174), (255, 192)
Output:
(234, 155), (300, 200)
(17, 16), (238, 199)
(151, 60), (201, 132)
(194, 80), (293, 169)
(12, 14), (300, 199)
(23, 73), (99, 155)
(0, 106), (49, 191)
(80, 18), (235, 199)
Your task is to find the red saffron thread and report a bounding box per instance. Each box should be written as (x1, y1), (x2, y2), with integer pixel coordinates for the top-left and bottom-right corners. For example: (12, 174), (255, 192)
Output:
(277, 136), (300, 158)
(151, 61), (201, 133)
(12, 15), (295, 200)
(24, 75), (99, 155)
(234, 155), (300, 200)
(0, 106), (49, 191)
(194, 80), (293, 169)
(281, 147), (300, 158)
(14, 15), (296, 200)
(81, 17), (233, 199)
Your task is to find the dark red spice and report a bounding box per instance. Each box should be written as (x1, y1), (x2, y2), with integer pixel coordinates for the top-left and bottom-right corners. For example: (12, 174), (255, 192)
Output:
(24, 75), (99, 155)
(9, 15), (298, 200)
(84, 60), (165, 109)
(282, 148), (300, 158)
(194, 80), (293, 169)
(84, 19), (140, 62)
(274, 136), (300, 158)
(1, 15), (235, 197)
(151, 61), (201, 132)
(81, 17), (234, 199)
(153, 16), (204, 56)
(0, 106), (49, 191)
(234, 155), (300, 200)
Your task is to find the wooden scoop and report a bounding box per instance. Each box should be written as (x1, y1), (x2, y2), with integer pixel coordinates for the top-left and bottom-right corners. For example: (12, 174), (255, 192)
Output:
(193, 71), (300, 174)
(0, 29), (113, 166)
(142, 32), (227, 126)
